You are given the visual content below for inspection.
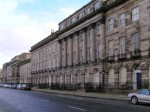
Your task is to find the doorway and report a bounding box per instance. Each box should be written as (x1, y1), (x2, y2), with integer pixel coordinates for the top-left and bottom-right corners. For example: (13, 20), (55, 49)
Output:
(133, 67), (142, 90)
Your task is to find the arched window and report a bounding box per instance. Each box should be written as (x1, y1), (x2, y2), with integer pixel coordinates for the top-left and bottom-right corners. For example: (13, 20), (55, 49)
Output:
(108, 69), (115, 86)
(119, 67), (127, 85)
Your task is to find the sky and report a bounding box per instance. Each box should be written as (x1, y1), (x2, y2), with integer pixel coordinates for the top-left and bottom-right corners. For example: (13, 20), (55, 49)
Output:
(0, 0), (91, 68)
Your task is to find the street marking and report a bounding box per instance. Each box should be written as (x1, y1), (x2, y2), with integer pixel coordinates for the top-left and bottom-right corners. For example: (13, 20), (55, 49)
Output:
(42, 100), (49, 103)
(68, 106), (87, 111)
(57, 95), (83, 100)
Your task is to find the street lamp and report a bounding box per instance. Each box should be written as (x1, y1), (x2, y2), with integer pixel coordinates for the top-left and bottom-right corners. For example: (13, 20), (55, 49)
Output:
(72, 74), (75, 94)
(102, 70), (105, 91)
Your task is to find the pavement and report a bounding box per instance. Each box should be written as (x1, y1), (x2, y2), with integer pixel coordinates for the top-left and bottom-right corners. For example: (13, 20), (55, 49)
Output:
(31, 87), (128, 101)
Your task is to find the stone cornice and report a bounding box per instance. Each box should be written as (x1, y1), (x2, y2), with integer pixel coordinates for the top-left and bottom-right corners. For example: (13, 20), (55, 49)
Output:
(58, 9), (105, 36)
(105, 0), (128, 11)
(29, 0), (128, 52)
(30, 31), (59, 52)
(19, 59), (31, 66)
(58, 0), (94, 25)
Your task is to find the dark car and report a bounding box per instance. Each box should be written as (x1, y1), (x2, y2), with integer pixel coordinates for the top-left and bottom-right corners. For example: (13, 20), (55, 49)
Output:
(12, 84), (18, 89)
(22, 84), (31, 90)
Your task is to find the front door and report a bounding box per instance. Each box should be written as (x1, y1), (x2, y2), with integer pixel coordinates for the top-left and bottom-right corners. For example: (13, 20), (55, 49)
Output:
(136, 73), (142, 89)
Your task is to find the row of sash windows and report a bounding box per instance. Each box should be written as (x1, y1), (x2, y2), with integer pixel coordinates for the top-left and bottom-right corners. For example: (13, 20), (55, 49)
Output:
(109, 32), (140, 56)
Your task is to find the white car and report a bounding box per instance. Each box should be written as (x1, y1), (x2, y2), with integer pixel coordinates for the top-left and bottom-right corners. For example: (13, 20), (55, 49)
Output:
(3, 84), (10, 88)
(17, 84), (23, 90)
(128, 89), (150, 105)
(0, 83), (4, 87)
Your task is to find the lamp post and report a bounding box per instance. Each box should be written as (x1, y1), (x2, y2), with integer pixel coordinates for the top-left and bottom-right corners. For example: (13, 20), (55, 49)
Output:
(72, 74), (75, 94)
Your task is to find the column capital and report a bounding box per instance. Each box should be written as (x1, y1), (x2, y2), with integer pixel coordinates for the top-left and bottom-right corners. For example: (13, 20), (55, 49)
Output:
(69, 34), (73, 39)
(100, 14), (106, 24)
(91, 22), (96, 28)
(82, 27), (87, 32)
(58, 39), (62, 44)
(64, 37), (67, 41)
(75, 31), (79, 35)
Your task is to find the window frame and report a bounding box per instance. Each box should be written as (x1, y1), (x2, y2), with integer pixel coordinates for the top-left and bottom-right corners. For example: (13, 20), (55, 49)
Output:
(132, 6), (140, 22)
(95, 2), (100, 10)
(108, 18), (114, 31)
(86, 7), (91, 15)
(119, 13), (126, 26)
(131, 32), (140, 51)
(108, 41), (114, 56)
(119, 37), (126, 54)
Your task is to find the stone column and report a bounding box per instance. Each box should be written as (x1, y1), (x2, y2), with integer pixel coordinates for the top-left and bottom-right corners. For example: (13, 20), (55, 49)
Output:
(83, 28), (87, 63)
(64, 38), (67, 67)
(58, 40), (62, 68)
(66, 37), (70, 66)
(101, 23), (105, 59)
(70, 36), (73, 66)
(76, 32), (80, 64)
(91, 23), (96, 62)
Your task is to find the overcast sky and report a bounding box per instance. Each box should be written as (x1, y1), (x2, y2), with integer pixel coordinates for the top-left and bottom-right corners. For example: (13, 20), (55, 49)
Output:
(0, 0), (91, 68)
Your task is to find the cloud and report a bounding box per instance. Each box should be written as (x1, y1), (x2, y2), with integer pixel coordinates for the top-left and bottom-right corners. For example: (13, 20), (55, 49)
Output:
(0, 0), (53, 68)
(0, 0), (87, 68)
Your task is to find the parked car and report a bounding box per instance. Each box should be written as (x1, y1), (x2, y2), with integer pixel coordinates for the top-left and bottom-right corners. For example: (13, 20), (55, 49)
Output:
(17, 84), (23, 90)
(12, 84), (18, 89)
(9, 84), (13, 88)
(22, 84), (31, 90)
(0, 83), (4, 87)
(128, 89), (150, 105)
(3, 84), (10, 88)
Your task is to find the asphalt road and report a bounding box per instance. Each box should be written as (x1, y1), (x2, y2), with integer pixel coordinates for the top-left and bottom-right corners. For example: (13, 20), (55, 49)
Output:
(0, 88), (150, 112)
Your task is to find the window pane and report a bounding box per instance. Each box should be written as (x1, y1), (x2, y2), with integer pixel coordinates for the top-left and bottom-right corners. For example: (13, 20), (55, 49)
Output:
(132, 7), (139, 21)
(109, 18), (114, 30)
(119, 13), (125, 26)
(120, 37), (125, 54)
(109, 41), (113, 56)
(132, 32), (140, 50)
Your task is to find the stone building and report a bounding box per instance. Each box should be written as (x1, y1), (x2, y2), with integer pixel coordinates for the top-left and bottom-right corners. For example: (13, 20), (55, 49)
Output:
(105, 0), (150, 90)
(30, 32), (60, 86)
(30, 0), (150, 91)
(19, 59), (31, 84)
(2, 63), (7, 83)
(2, 53), (31, 84)
(0, 69), (2, 83)
(57, 0), (106, 90)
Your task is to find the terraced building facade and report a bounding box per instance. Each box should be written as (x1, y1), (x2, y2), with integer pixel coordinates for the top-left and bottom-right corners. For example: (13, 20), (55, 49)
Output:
(30, 0), (150, 91)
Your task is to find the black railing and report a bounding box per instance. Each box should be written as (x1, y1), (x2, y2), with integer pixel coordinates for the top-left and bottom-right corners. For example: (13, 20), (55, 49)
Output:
(37, 83), (81, 91)
(118, 53), (126, 60)
(107, 56), (115, 62)
(130, 49), (141, 58)
(108, 82), (150, 90)
(84, 82), (104, 92)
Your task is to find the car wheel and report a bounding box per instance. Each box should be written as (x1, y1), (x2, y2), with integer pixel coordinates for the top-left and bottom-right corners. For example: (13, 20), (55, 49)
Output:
(131, 96), (138, 105)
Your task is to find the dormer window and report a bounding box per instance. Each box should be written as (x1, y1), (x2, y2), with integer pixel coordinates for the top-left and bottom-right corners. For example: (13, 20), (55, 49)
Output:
(86, 7), (91, 14)
(79, 12), (83, 19)
(60, 24), (64, 30)
(66, 19), (70, 26)
(95, 2), (100, 10)
(72, 17), (76, 23)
